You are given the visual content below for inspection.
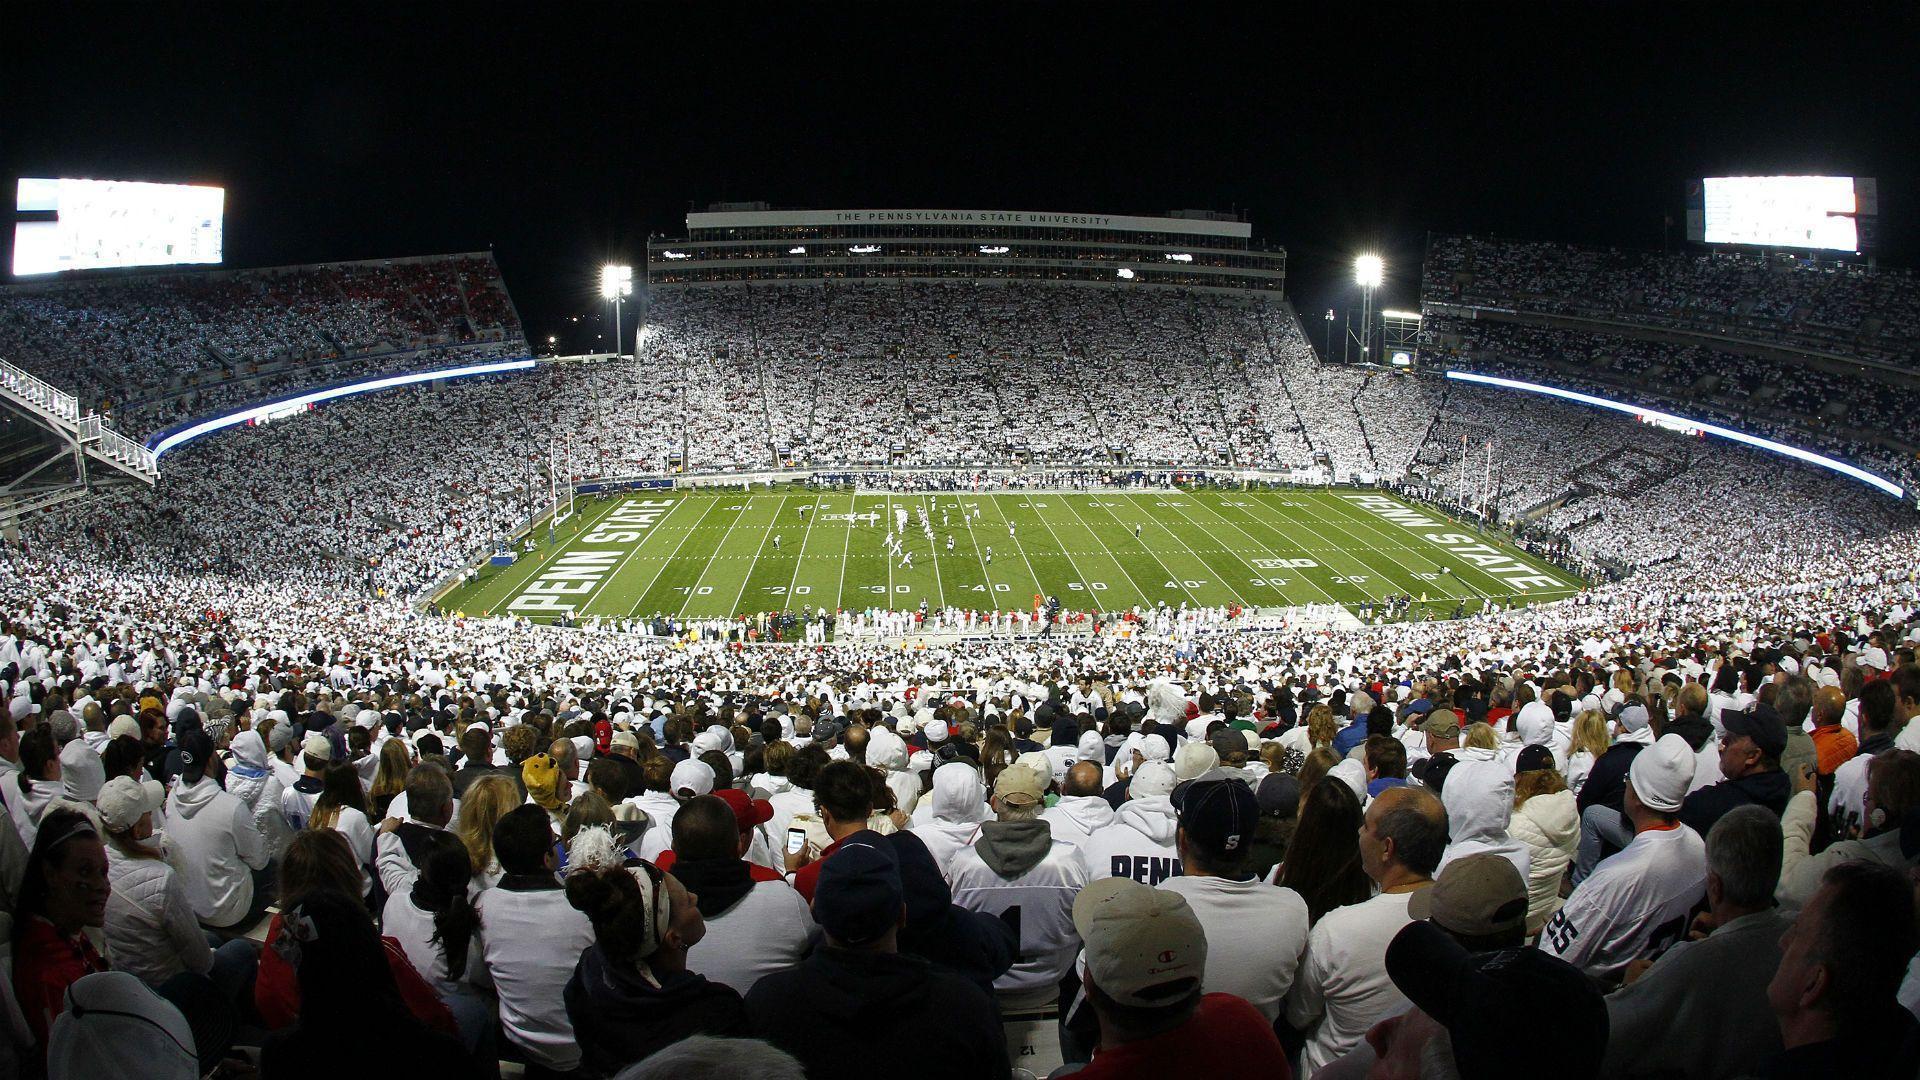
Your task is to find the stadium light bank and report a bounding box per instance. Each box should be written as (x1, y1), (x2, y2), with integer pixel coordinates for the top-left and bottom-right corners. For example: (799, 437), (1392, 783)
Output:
(149, 356), (537, 459)
(1444, 369), (1906, 499)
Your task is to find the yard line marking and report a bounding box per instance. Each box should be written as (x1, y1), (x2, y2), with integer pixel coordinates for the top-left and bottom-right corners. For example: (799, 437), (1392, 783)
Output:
(983, 494), (1047, 607)
(1186, 492), (1366, 607)
(727, 494), (793, 616)
(923, 493), (948, 610)
(1118, 493), (1252, 607)
(677, 496), (761, 617)
(784, 489), (825, 600)
(835, 492), (857, 612)
(1022, 494), (1096, 599)
(1070, 493), (1196, 607)
(623, 496), (726, 619)
(956, 494), (1002, 610)
(461, 493), (626, 618)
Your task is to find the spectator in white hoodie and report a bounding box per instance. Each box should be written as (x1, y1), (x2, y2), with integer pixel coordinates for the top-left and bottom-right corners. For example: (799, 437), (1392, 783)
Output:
(165, 731), (272, 931)
(866, 725), (920, 817)
(907, 761), (988, 877)
(1436, 757), (1532, 883)
(224, 730), (291, 860)
(1079, 760), (1182, 885)
(1041, 760), (1116, 849)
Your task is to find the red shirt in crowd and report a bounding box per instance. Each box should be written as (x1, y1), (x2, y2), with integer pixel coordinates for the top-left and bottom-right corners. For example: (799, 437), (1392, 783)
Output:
(14, 916), (108, 1050)
(1075, 993), (1293, 1080)
(255, 913), (458, 1035)
(791, 836), (848, 903)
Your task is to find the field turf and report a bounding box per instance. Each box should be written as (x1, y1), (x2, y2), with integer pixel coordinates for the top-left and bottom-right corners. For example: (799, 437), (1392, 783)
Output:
(438, 486), (1583, 623)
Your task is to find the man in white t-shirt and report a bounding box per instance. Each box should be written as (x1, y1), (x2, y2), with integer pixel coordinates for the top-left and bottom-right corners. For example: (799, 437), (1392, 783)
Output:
(1540, 733), (1707, 988)
(1158, 778), (1308, 1022)
(1285, 785), (1448, 1075)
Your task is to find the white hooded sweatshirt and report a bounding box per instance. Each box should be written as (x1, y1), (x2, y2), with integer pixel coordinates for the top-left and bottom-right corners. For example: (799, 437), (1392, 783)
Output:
(867, 727), (921, 817)
(908, 763), (988, 877)
(1040, 794), (1116, 850)
(1435, 759), (1532, 883)
(166, 776), (271, 927)
(1078, 795), (1182, 885)
(224, 731), (291, 857)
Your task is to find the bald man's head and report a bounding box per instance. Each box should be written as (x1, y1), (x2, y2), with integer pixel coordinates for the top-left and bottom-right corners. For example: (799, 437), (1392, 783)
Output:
(1813, 686), (1847, 728)
(1062, 760), (1104, 798)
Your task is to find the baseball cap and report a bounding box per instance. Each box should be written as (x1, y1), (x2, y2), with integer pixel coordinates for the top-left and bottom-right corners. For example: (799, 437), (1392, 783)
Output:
(670, 759), (716, 797)
(106, 716), (143, 743)
(47, 972), (198, 1080)
(1723, 705), (1787, 759)
(1514, 744), (1556, 775)
(1408, 852), (1529, 940)
(96, 775), (165, 832)
(1256, 773), (1301, 819)
(1385, 920), (1607, 1080)
(1628, 733), (1696, 813)
(177, 731), (214, 782)
(712, 788), (773, 832)
(1174, 741), (1218, 782)
(993, 764), (1046, 807)
(610, 730), (639, 752)
(1072, 878), (1207, 1008)
(1178, 779), (1258, 858)
(301, 733), (333, 761)
(1615, 703), (1650, 733)
(1422, 709), (1461, 739)
(811, 834), (903, 946)
(1130, 761), (1177, 799)
(924, 718), (951, 744)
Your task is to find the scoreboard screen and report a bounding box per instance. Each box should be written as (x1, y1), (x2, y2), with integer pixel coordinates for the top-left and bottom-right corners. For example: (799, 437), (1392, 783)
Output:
(1696, 176), (1864, 252)
(13, 177), (224, 276)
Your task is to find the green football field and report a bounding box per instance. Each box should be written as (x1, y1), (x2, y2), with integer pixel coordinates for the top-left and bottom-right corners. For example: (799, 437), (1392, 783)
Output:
(437, 486), (1583, 622)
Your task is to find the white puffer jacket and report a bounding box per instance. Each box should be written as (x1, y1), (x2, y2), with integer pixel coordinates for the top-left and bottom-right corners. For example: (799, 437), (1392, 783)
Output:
(1509, 789), (1579, 936)
(104, 843), (212, 987)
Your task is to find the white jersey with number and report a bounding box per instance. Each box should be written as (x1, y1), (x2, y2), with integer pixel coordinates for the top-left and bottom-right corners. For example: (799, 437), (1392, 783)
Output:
(1539, 823), (1706, 984)
(948, 837), (1090, 999)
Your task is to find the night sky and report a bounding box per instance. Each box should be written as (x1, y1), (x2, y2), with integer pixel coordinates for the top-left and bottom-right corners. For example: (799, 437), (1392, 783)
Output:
(7, 2), (1914, 353)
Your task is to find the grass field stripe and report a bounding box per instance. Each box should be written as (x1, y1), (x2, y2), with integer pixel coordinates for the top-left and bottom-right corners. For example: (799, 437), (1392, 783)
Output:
(834, 492), (857, 612)
(1018, 495), (1099, 602)
(725, 494), (794, 616)
(1178, 491), (1359, 608)
(1117, 493), (1253, 607)
(1056, 495), (1161, 608)
(783, 490), (824, 599)
(981, 495), (1047, 607)
(622, 495), (726, 618)
(445, 492), (625, 616)
(885, 492), (895, 599)
(922, 493), (949, 610)
(1074, 494), (1199, 607)
(1133, 492), (1284, 609)
(955, 494), (1003, 610)
(1309, 492), (1510, 603)
(1197, 492), (1382, 607)
(561, 493), (700, 619)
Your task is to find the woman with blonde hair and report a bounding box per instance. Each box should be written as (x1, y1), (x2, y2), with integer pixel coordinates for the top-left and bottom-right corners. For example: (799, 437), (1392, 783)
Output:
(1564, 709), (1612, 795)
(368, 739), (414, 820)
(452, 773), (517, 891)
(1509, 746), (1578, 938)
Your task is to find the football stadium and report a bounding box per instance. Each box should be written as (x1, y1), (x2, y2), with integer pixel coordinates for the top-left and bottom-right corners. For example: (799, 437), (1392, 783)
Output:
(5, 5), (1919, 1080)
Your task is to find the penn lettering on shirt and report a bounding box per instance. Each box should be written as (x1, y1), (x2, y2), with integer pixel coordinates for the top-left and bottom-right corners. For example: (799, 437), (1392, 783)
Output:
(1110, 854), (1183, 885)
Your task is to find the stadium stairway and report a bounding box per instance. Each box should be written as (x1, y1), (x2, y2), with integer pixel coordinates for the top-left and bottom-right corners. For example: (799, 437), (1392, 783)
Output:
(0, 357), (159, 524)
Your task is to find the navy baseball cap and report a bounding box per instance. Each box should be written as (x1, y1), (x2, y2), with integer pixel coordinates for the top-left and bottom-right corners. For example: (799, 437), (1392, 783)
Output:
(1515, 744), (1556, 775)
(177, 731), (215, 782)
(1177, 779), (1259, 859)
(812, 831), (903, 946)
(1386, 920), (1607, 1079)
(1724, 704), (1787, 759)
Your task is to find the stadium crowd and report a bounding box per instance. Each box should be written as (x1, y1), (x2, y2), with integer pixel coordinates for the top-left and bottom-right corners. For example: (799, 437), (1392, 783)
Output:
(0, 254), (521, 431)
(2, 265), (1920, 1076)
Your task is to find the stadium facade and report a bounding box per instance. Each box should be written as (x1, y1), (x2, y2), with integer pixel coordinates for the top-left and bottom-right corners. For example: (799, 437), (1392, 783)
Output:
(644, 204), (1286, 294)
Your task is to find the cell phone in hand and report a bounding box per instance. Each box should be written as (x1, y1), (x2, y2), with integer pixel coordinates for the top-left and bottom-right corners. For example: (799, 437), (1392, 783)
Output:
(787, 827), (807, 855)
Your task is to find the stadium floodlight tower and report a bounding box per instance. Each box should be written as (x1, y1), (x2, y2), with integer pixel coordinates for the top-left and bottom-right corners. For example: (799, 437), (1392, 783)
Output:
(599, 264), (633, 358)
(1354, 254), (1384, 365)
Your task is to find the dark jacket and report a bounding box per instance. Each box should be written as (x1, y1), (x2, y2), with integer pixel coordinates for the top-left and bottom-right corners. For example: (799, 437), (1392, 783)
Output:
(1759, 1007), (1920, 1080)
(1577, 742), (1645, 815)
(887, 832), (1017, 1000)
(1679, 768), (1792, 834)
(564, 944), (749, 1078)
(1665, 713), (1716, 753)
(746, 947), (1006, 1080)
